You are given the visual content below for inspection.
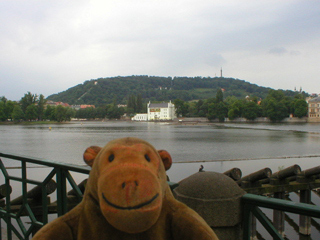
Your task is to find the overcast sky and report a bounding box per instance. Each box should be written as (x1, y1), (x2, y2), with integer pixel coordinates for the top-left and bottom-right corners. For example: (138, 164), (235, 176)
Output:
(1, 0), (320, 101)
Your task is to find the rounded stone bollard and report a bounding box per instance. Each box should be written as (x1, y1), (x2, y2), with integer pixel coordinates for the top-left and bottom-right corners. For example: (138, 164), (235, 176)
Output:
(173, 171), (246, 240)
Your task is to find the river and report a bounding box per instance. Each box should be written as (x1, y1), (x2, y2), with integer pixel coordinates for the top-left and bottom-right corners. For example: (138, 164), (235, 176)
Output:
(1, 121), (320, 182)
(1, 121), (320, 239)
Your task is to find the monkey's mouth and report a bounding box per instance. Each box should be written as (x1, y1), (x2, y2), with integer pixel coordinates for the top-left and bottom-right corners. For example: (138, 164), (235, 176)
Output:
(102, 193), (159, 210)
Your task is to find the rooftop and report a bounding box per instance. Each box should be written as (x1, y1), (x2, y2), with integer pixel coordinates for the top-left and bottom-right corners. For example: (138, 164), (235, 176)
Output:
(308, 97), (320, 103)
(149, 103), (169, 108)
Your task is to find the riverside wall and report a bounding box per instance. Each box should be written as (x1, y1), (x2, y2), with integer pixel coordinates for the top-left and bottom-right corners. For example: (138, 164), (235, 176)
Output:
(175, 117), (308, 123)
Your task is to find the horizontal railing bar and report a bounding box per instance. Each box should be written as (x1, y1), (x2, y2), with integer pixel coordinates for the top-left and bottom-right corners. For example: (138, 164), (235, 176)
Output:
(7, 176), (43, 185)
(242, 193), (320, 218)
(0, 152), (90, 174)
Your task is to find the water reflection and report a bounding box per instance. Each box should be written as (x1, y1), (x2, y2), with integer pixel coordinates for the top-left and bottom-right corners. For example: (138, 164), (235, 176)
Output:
(1, 121), (320, 239)
(1, 122), (320, 167)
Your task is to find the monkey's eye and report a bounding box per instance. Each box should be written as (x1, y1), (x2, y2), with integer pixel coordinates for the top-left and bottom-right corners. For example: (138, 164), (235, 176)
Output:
(145, 154), (151, 162)
(108, 154), (115, 162)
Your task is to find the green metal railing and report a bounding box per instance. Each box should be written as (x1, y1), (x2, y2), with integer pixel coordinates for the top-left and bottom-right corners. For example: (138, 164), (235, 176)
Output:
(0, 152), (90, 240)
(2, 152), (320, 240)
(242, 193), (320, 240)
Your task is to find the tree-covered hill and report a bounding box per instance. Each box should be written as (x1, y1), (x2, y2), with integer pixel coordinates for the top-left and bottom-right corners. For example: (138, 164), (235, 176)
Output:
(47, 75), (299, 106)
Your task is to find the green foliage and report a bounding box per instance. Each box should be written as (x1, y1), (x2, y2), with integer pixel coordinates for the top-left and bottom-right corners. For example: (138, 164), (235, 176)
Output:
(46, 76), (287, 105)
(263, 99), (288, 122)
(207, 102), (228, 122)
(242, 101), (261, 120)
(0, 98), (18, 121)
(294, 99), (308, 118)
(227, 99), (244, 120)
(0, 77), (311, 123)
(12, 105), (24, 122)
(216, 89), (224, 103)
(21, 92), (37, 113)
(0, 101), (6, 121)
(261, 90), (291, 122)
(37, 94), (47, 120)
(55, 105), (72, 122)
(173, 99), (189, 117)
(106, 104), (124, 119)
(228, 108), (238, 120)
(45, 105), (56, 121)
(25, 105), (38, 121)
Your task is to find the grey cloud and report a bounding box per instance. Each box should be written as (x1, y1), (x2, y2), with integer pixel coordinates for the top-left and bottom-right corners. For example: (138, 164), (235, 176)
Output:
(269, 47), (288, 55)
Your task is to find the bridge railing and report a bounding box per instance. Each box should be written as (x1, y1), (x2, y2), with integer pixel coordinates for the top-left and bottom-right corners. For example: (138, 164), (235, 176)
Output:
(2, 152), (320, 240)
(242, 193), (320, 240)
(0, 152), (90, 240)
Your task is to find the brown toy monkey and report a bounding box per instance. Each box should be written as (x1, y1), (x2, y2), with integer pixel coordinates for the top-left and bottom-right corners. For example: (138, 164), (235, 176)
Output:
(33, 137), (219, 240)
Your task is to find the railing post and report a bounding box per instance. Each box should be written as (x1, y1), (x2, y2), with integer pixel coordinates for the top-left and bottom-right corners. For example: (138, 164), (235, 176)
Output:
(273, 192), (285, 237)
(242, 203), (252, 240)
(56, 168), (68, 216)
(299, 189), (311, 235)
(251, 214), (257, 240)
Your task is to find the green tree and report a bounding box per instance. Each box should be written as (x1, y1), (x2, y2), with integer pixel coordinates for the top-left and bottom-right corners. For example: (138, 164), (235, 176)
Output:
(12, 105), (24, 122)
(216, 102), (228, 122)
(216, 88), (224, 103)
(65, 107), (75, 121)
(0, 101), (6, 121)
(195, 100), (205, 117)
(294, 99), (308, 118)
(45, 105), (56, 121)
(266, 89), (286, 102)
(264, 99), (288, 122)
(242, 101), (261, 120)
(227, 100), (244, 120)
(95, 107), (107, 119)
(0, 98), (17, 121)
(207, 103), (217, 120)
(55, 105), (68, 122)
(228, 109), (237, 120)
(136, 94), (143, 113)
(21, 92), (37, 114)
(127, 95), (136, 113)
(106, 104), (124, 119)
(25, 104), (38, 121)
(207, 89), (227, 122)
(5, 101), (16, 121)
(173, 99), (188, 117)
(37, 94), (46, 120)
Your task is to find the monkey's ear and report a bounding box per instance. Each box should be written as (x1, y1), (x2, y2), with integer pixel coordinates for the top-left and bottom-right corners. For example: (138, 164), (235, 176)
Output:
(83, 146), (102, 167)
(158, 150), (172, 171)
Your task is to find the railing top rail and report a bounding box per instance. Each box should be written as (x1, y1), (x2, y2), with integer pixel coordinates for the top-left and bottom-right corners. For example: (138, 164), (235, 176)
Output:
(0, 152), (90, 174)
(242, 193), (320, 218)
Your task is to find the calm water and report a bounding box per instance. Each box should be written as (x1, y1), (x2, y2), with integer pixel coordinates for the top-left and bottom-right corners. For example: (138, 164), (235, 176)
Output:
(1, 121), (320, 182)
(1, 121), (320, 239)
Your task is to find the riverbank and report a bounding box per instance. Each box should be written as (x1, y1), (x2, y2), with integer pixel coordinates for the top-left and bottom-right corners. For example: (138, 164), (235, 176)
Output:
(0, 121), (71, 125)
(174, 116), (308, 124)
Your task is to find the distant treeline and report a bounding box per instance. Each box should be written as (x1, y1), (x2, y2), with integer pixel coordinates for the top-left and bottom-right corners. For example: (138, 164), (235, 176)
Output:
(0, 92), (126, 122)
(46, 75), (304, 106)
(0, 88), (308, 123)
(173, 89), (308, 122)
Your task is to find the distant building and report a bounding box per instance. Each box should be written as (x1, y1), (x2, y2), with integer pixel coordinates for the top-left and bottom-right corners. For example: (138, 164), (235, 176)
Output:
(46, 101), (70, 107)
(71, 105), (95, 110)
(131, 114), (148, 121)
(308, 97), (320, 122)
(131, 101), (177, 121)
(147, 101), (176, 121)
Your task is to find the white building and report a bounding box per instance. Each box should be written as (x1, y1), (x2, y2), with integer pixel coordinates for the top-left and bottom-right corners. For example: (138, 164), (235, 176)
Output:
(131, 113), (148, 121)
(147, 101), (176, 121)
